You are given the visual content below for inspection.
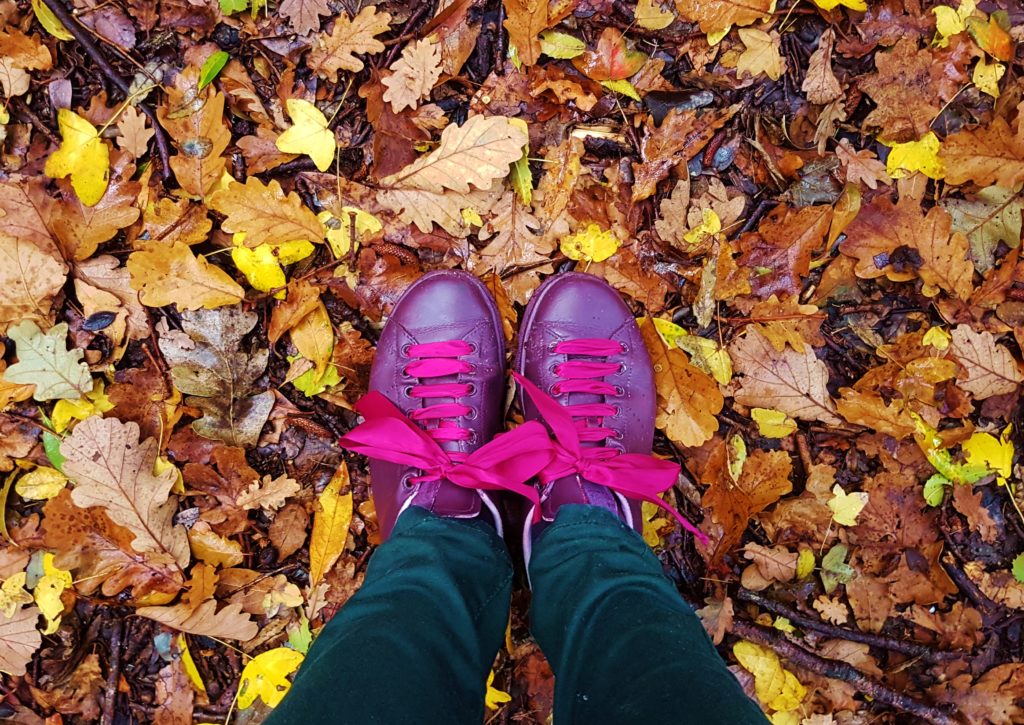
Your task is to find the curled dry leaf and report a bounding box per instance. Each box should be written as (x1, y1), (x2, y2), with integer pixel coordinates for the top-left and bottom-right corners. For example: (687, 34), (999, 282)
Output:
(158, 306), (274, 448)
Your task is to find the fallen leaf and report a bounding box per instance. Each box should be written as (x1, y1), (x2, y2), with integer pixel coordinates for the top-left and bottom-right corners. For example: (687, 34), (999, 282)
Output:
(275, 99), (335, 172)
(3, 321), (92, 401)
(382, 38), (442, 113)
(307, 6), (391, 80)
(503, 0), (548, 66)
(835, 139), (890, 189)
(308, 462), (353, 588)
(560, 223), (620, 263)
(635, 0), (675, 29)
(949, 326), (1023, 399)
(210, 177), (324, 247)
(127, 241), (245, 310)
(137, 565), (257, 640)
(236, 475), (301, 513)
(736, 28), (785, 81)
(943, 186), (1022, 272)
(231, 236), (315, 297)
(278, 0), (329, 35)
(15, 467), (66, 501)
(751, 408), (797, 438)
(733, 641), (806, 712)
(802, 28), (842, 104)
(116, 105), (155, 159)
(43, 109), (109, 206)
(187, 521), (244, 568)
(827, 484), (868, 526)
(674, 0), (773, 36)
(0, 604), (42, 675)
(237, 647), (304, 709)
(940, 117), (1024, 189)
(157, 68), (231, 198)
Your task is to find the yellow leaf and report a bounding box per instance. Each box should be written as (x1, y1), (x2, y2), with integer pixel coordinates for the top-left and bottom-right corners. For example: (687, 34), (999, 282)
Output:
(290, 300), (334, 377)
(43, 109), (110, 206)
(677, 335), (733, 385)
(461, 207), (483, 227)
(683, 208), (722, 244)
(933, 0), (976, 44)
(276, 99), (336, 172)
(178, 634), (207, 693)
(923, 326), (951, 350)
(733, 641), (807, 712)
(827, 484), (868, 526)
(884, 132), (944, 180)
(560, 223), (620, 263)
(600, 79), (641, 101)
(0, 573), (32, 617)
(237, 647), (304, 709)
(231, 233), (315, 298)
(31, 0), (73, 40)
(796, 549), (815, 579)
(52, 379), (113, 433)
(651, 318), (689, 348)
(539, 31), (585, 59)
(34, 554), (71, 635)
(635, 0), (675, 30)
(641, 498), (669, 547)
(707, 27), (730, 46)
(770, 712), (800, 725)
(319, 207), (383, 258)
(973, 56), (1005, 99)
(963, 425), (1013, 485)
(812, 0), (866, 9)
(15, 467), (66, 501)
(773, 616), (795, 633)
(736, 28), (785, 81)
(485, 669), (512, 710)
(752, 408), (797, 438)
(188, 522), (244, 568)
(309, 462), (353, 586)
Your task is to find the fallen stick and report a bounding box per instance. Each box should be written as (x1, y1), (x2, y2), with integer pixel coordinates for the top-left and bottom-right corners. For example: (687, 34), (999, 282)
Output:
(731, 619), (960, 725)
(38, 0), (172, 179)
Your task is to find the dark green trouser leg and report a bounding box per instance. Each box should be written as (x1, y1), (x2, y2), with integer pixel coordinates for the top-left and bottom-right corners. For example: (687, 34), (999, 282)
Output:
(529, 505), (769, 725)
(267, 507), (512, 725)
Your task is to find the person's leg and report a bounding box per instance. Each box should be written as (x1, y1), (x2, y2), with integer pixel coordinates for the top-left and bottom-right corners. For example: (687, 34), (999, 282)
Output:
(529, 504), (769, 725)
(267, 507), (512, 725)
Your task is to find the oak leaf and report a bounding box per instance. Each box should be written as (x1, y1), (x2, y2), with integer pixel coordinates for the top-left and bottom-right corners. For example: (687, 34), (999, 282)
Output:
(949, 325), (1023, 399)
(939, 117), (1024, 189)
(0, 233), (67, 336)
(737, 203), (832, 298)
(835, 388), (915, 438)
(3, 321), (92, 401)
(674, 0), (772, 35)
(944, 185), (1022, 273)
(61, 416), (190, 568)
(730, 329), (841, 425)
(801, 28), (842, 104)
(0, 604), (42, 676)
(503, 0), (548, 66)
(42, 489), (184, 601)
(51, 161), (141, 260)
(382, 38), (442, 113)
(209, 177), (324, 247)
(127, 241), (245, 310)
(307, 6), (391, 80)
(115, 106), (154, 160)
(236, 475), (300, 513)
(75, 256), (151, 342)
(835, 139), (890, 189)
(157, 68), (230, 198)
(639, 318), (722, 447)
(278, 0), (329, 35)
(187, 521), (244, 568)
(138, 565), (257, 640)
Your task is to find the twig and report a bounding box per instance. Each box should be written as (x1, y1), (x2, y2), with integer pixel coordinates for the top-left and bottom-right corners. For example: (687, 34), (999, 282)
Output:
(38, 0), (172, 180)
(10, 97), (59, 145)
(730, 620), (960, 725)
(736, 589), (966, 663)
(100, 617), (123, 725)
(383, 1), (434, 66)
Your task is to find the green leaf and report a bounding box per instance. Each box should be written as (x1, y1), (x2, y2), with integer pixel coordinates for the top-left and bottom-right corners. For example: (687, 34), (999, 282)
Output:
(600, 79), (641, 101)
(2, 321), (92, 401)
(923, 474), (951, 506)
(539, 31), (586, 59)
(821, 543), (854, 594)
(42, 432), (65, 472)
(287, 615), (312, 654)
(218, 0), (249, 12)
(510, 155), (533, 206)
(199, 51), (229, 90)
(1013, 553), (1024, 584)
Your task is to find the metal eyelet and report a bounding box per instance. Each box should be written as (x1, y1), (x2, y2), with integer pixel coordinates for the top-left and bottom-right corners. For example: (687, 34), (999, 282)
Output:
(612, 429), (624, 440)
(404, 386), (415, 397)
(401, 474), (415, 489)
(614, 386), (625, 396)
(466, 407), (479, 420)
(467, 343), (477, 353)
(466, 383), (477, 395)
(620, 342), (629, 353)
(612, 405), (621, 418)
(618, 363), (626, 373)
(401, 344), (412, 356)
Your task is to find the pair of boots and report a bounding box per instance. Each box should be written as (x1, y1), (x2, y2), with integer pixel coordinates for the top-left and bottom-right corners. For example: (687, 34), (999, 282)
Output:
(339, 270), (704, 556)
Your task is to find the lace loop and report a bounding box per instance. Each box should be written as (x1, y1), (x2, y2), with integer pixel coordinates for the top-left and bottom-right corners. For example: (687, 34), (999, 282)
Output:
(401, 339), (475, 442)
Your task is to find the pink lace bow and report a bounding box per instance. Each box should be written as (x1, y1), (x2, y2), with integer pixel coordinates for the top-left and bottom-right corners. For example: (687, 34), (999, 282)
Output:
(513, 371), (708, 545)
(338, 391), (553, 511)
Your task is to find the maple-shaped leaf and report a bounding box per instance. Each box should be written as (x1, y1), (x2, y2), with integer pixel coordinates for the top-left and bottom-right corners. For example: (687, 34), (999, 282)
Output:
(210, 177), (324, 247)
(157, 67), (231, 198)
(729, 329), (841, 424)
(61, 416), (190, 568)
(639, 318), (722, 447)
(737, 203), (832, 298)
(0, 603), (42, 676)
(42, 489), (184, 601)
(736, 28), (785, 81)
(158, 306), (274, 448)
(949, 325), (1023, 399)
(307, 6), (391, 80)
(802, 28), (842, 104)
(127, 241), (245, 310)
(275, 99), (335, 172)
(503, 0), (547, 66)
(939, 117), (1024, 189)
(137, 564), (257, 641)
(3, 321), (92, 401)
(236, 474), (300, 513)
(381, 114), (528, 193)
(382, 38), (442, 113)
(0, 232), (67, 336)
(43, 109), (110, 206)
(674, 0), (773, 35)
(572, 27), (645, 81)
(701, 441), (793, 557)
(278, 0), (329, 35)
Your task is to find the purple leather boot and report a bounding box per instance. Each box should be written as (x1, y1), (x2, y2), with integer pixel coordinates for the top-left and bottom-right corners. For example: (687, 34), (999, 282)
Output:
(340, 271), (552, 540)
(514, 272), (705, 560)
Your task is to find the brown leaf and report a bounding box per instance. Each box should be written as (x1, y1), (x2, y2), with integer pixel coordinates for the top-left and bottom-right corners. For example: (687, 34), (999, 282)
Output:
(29, 653), (103, 720)
(130, 197), (212, 248)
(157, 68), (231, 197)
(932, 663), (1024, 724)
(107, 364), (179, 446)
(0, 604), (42, 676)
(964, 562), (1024, 610)
(729, 329), (840, 424)
(127, 241), (245, 310)
(137, 565), (257, 640)
(846, 574), (894, 633)
(802, 28), (842, 105)
(61, 416), (190, 568)
(696, 596), (734, 645)
(308, 6), (391, 80)
(812, 595), (849, 625)
(382, 38), (442, 113)
(182, 446), (258, 535)
(269, 280), (323, 344)
(949, 325), (1023, 399)
(42, 489), (184, 601)
(639, 318), (722, 447)
(270, 502), (310, 561)
(152, 659), (194, 725)
(952, 485), (1000, 545)
(278, 0), (330, 35)
(674, 0), (772, 34)
(835, 388), (915, 439)
(236, 474), (300, 513)
(75, 256), (151, 342)
(737, 203), (832, 298)
(116, 106), (155, 160)
(743, 542), (798, 582)
(209, 177), (324, 247)
(52, 160), (141, 260)
(187, 521), (244, 568)
(835, 139), (890, 190)
(503, 0), (547, 66)
(0, 233), (68, 335)
(940, 117), (1024, 189)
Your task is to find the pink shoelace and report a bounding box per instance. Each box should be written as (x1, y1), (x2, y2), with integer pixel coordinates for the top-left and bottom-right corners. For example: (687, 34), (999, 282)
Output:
(339, 339), (552, 510)
(514, 339), (708, 544)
